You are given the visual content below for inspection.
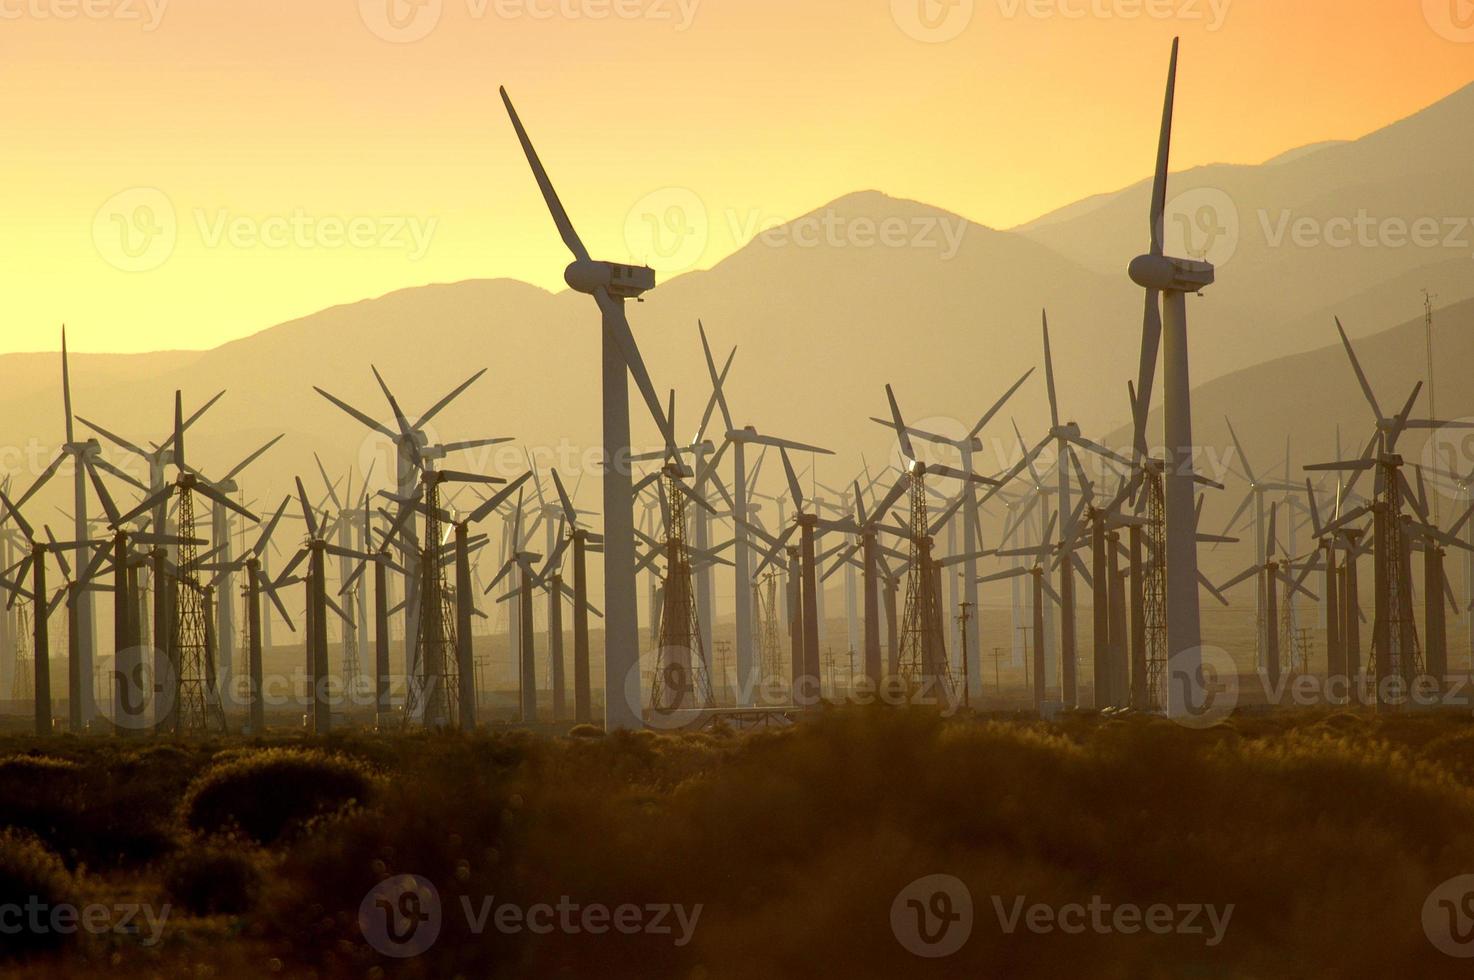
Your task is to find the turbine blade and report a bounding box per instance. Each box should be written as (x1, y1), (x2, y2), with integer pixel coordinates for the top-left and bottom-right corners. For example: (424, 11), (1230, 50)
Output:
(1149, 37), (1180, 257)
(417, 369), (488, 430)
(499, 86), (591, 262)
(595, 287), (673, 448)
(1041, 310), (1059, 429)
(1334, 317), (1383, 423)
(314, 386), (396, 439)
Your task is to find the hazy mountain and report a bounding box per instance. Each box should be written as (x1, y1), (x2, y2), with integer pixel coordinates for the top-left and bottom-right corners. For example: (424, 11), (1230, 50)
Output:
(1016, 81), (1474, 375)
(1, 83), (1471, 568)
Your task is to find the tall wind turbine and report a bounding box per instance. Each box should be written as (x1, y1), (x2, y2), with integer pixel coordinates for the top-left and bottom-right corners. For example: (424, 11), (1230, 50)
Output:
(501, 87), (677, 730)
(1127, 38), (1215, 716)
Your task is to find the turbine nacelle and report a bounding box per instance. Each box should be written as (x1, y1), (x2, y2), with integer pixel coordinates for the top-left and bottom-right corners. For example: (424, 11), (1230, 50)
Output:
(66, 439), (103, 458)
(565, 259), (656, 300)
(1129, 254), (1215, 294)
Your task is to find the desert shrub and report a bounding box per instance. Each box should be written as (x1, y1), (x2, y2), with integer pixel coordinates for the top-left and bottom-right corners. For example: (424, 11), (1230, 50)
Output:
(567, 724), (604, 739)
(180, 749), (378, 844)
(162, 842), (263, 916)
(0, 831), (78, 958)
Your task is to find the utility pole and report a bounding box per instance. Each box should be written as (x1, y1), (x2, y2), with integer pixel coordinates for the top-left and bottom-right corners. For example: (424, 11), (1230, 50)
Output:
(1423, 288), (1439, 525)
(957, 601), (973, 709)
(991, 646), (1004, 698)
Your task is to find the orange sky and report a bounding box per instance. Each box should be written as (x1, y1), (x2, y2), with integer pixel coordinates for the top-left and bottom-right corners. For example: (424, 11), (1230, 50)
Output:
(3, 0), (1471, 353)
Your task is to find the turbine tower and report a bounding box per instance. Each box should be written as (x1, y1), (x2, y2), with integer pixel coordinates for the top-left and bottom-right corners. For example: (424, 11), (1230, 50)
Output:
(501, 87), (676, 730)
(1127, 38), (1215, 716)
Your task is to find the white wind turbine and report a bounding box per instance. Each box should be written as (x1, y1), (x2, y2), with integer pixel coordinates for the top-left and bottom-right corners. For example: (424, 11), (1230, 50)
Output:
(501, 87), (676, 731)
(1127, 38), (1216, 717)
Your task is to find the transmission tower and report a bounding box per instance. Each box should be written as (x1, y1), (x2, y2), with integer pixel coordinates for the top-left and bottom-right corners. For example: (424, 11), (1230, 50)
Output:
(173, 486), (227, 735)
(404, 476), (459, 728)
(1143, 469), (1169, 712)
(755, 573), (785, 703)
(650, 469), (714, 712)
(896, 467), (954, 706)
(342, 585), (363, 703)
(11, 602), (33, 702)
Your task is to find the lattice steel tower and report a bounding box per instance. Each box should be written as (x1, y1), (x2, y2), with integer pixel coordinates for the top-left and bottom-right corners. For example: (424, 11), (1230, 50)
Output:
(1370, 466), (1422, 710)
(11, 602), (33, 702)
(172, 482), (227, 735)
(651, 468), (714, 712)
(755, 572), (785, 703)
(896, 465), (954, 705)
(404, 475), (460, 728)
(1143, 468), (1169, 712)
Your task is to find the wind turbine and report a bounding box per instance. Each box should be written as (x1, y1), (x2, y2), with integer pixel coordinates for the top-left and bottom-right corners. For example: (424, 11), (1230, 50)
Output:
(1218, 504), (1319, 692)
(982, 512), (1061, 710)
(691, 322), (832, 708)
(487, 489), (545, 724)
(822, 475), (912, 690)
(15, 329), (148, 726)
(1127, 38), (1216, 716)
(501, 87), (679, 730)
(198, 497), (293, 733)
(1306, 319), (1472, 709)
(546, 470), (605, 723)
(1216, 418), (1299, 674)
(315, 366), (512, 698)
(872, 370), (1032, 700)
(110, 393), (258, 734)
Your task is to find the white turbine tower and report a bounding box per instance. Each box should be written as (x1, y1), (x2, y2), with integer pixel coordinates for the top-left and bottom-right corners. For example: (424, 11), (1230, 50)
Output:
(501, 87), (675, 731)
(1127, 38), (1215, 718)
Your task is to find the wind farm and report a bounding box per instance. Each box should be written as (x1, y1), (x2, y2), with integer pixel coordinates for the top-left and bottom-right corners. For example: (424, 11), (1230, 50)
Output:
(3, 8), (1474, 978)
